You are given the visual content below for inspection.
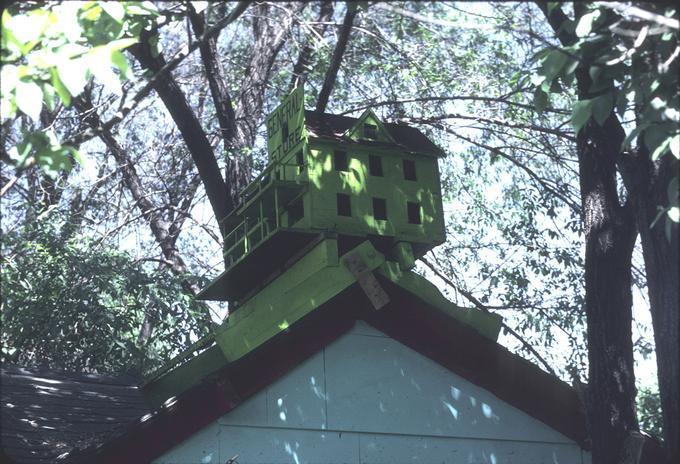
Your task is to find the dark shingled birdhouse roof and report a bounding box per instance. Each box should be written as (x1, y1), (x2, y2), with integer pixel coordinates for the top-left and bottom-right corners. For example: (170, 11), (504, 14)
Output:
(304, 110), (446, 158)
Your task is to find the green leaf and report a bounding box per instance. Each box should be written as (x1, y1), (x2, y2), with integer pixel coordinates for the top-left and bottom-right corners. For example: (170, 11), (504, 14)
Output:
(621, 125), (645, 151)
(651, 137), (671, 160)
(15, 80), (43, 122)
(572, 99), (593, 134)
(42, 84), (56, 111)
(8, 138), (34, 166)
(101, 1), (125, 22)
(540, 49), (569, 82)
(110, 50), (131, 79)
(105, 37), (138, 52)
(534, 88), (549, 113)
(668, 207), (680, 223)
(508, 70), (522, 89)
(575, 10), (601, 38)
(80, 3), (103, 21)
(644, 125), (668, 153)
(57, 58), (88, 97)
(50, 69), (72, 106)
(88, 46), (121, 94)
(530, 73), (546, 86)
(546, 2), (560, 14)
(561, 58), (579, 85)
(36, 146), (73, 178)
(0, 94), (16, 121)
(591, 92), (614, 126)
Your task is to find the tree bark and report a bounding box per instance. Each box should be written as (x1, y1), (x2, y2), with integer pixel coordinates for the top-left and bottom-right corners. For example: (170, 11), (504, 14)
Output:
(578, 116), (639, 464)
(187, 4), (243, 209)
(316, 5), (358, 113)
(631, 154), (680, 462)
(536, 3), (644, 462)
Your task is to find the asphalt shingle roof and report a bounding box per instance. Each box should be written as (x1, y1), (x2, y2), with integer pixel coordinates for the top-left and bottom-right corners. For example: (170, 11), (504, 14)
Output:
(0, 366), (148, 464)
(304, 110), (446, 157)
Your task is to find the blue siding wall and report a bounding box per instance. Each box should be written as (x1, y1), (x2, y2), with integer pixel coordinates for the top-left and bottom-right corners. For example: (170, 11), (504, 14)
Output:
(155, 321), (590, 464)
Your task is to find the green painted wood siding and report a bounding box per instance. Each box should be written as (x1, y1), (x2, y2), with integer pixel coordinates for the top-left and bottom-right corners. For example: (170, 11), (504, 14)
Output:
(305, 141), (445, 250)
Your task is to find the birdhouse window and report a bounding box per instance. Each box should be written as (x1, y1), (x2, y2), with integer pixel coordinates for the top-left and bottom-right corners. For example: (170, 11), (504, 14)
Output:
(369, 155), (383, 177)
(407, 201), (421, 224)
(364, 123), (377, 139)
(337, 193), (352, 217)
(334, 150), (349, 172)
(281, 121), (289, 141)
(373, 198), (387, 220)
(403, 159), (417, 181)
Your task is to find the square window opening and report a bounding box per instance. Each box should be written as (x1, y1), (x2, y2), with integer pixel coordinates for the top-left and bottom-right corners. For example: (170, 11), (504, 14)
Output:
(337, 193), (352, 217)
(334, 151), (349, 172)
(403, 159), (417, 181)
(407, 201), (421, 224)
(369, 155), (383, 177)
(364, 123), (377, 139)
(373, 198), (387, 221)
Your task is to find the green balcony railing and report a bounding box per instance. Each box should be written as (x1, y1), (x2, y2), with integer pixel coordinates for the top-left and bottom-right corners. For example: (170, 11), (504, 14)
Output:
(221, 156), (307, 271)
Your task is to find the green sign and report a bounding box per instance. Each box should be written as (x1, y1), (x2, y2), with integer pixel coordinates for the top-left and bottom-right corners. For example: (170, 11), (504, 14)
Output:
(266, 85), (305, 160)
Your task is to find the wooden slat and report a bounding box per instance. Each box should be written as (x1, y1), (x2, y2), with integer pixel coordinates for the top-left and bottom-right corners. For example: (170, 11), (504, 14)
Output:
(342, 250), (390, 310)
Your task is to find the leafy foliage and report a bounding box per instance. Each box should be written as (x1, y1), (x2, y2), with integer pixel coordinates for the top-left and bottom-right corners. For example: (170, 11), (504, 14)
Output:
(1, 1), (158, 177)
(531, 3), (679, 226)
(1, 216), (211, 375)
(637, 385), (663, 438)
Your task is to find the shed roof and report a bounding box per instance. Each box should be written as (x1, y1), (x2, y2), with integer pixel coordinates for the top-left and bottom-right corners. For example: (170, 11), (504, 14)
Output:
(0, 366), (148, 464)
(304, 110), (446, 157)
(2, 284), (666, 463)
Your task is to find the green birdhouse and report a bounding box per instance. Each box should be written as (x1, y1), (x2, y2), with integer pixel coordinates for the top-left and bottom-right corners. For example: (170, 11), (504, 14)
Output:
(199, 86), (446, 305)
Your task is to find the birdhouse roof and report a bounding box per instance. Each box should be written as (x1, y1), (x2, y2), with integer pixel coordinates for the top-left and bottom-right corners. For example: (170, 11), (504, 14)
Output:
(304, 110), (446, 158)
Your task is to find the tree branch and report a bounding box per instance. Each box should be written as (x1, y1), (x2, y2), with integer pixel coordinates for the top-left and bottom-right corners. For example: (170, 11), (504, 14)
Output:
(316, 5), (357, 113)
(66, 2), (250, 150)
(74, 96), (212, 325)
(129, 30), (232, 230)
(289, 1), (334, 91)
(187, 2), (242, 208)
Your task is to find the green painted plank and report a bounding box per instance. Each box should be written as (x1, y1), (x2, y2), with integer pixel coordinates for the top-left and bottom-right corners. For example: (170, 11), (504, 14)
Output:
(143, 345), (227, 409)
(214, 239), (385, 362)
(377, 261), (503, 340)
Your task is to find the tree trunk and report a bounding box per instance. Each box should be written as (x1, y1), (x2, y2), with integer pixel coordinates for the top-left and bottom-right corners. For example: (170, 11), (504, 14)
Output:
(633, 162), (680, 462)
(316, 5), (358, 114)
(187, 4), (242, 209)
(578, 117), (639, 464)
